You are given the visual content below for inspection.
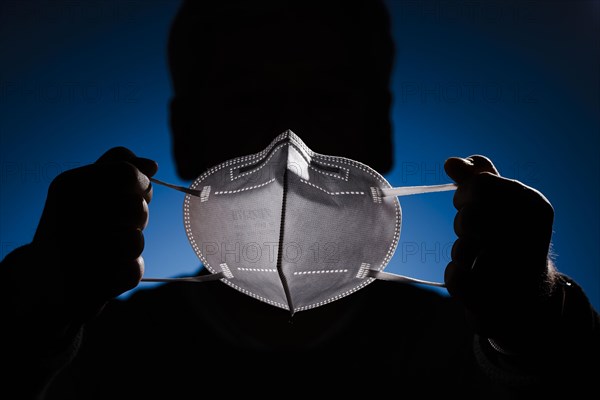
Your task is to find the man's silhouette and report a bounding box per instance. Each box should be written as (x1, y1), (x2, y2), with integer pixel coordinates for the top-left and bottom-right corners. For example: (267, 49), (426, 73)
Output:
(1, 1), (598, 399)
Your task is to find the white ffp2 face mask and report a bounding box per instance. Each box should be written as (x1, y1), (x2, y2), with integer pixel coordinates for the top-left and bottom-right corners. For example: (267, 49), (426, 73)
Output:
(143, 130), (456, 314)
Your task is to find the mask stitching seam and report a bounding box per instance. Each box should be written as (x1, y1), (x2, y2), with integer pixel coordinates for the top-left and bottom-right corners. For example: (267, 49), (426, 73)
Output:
(293, 269), (349, 275)
(299, 179), (365, 196)
(308, 164), (349, 181)
(214, 178), (276, 195)
(237, 268), (277, 272)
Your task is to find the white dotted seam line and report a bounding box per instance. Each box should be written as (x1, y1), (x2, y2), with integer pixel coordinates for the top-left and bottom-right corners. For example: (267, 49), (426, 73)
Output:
(293, 269), (349, 275)
(214, 178), (275, 195)
(308, 164), (350, 181)
(299, 179), (365, 196)
(237, 268), (278, 272)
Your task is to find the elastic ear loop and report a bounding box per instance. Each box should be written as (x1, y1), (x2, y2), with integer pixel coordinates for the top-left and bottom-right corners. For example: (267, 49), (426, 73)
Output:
(140, 178), (225, 284)
(365, 183), (457, 289)
(142, 179), (457, 287)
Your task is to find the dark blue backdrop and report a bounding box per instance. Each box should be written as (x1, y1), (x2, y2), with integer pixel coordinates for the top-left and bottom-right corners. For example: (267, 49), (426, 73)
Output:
(1, 0), (598, 310)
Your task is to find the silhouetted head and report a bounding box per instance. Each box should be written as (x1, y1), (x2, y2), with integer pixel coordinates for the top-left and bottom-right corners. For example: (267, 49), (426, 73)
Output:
(168, 0), (395, 181)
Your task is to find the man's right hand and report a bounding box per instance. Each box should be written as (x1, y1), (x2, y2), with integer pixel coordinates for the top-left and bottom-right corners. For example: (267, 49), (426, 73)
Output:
(2, 147), (157, 344)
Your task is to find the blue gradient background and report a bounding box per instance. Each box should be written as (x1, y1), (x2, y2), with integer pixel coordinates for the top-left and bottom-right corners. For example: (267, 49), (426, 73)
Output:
(1, 0), (598, 310)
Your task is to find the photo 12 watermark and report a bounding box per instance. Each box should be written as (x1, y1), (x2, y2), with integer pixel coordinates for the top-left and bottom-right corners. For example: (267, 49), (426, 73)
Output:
(1, 161), (83, 185)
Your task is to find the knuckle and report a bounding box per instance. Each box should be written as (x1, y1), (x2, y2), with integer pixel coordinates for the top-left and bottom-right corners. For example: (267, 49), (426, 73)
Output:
(453, 212), (462, 237)
(141, 199), (150, 228)
(127, 196), (149, 229)
(128, 230), (145, 258)
(111, 146), (134, 155)
(451, 239), (460, 260)
(104, 162), (149, 193)
(114, 161), (141, 183)
(105, 229), (145, 259)
(120, 257), (144, 290)
(48, 166), (79, 192)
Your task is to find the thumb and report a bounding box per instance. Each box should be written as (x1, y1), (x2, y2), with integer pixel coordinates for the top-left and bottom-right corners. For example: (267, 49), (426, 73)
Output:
(444, 155), (500, 184)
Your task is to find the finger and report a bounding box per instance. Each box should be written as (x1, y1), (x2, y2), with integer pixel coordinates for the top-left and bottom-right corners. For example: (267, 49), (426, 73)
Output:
(444, 260), (474, 302)
(96, 146), (159, 178)
(452, 172), (503, 210)
(74, 228), (145, 262)
(445, 256), (498, 316)
(95, 194), (149, 231)
(96, 146), (137, 163)
(50, 157), (155, 205)
(95, 162), (153, 203)
(132, 158), (158, 178)
(453, 205), (484, 238)
(444, 154), (500, 185)
(444, 157), (475, 184)
(102, 256), (145, 299)
(99, 229), (146, 261)
(81, 256), (145, 301)
(451, 237), (481, 267)
(466, 155), (500, 176)
(57, 161), (150, 198)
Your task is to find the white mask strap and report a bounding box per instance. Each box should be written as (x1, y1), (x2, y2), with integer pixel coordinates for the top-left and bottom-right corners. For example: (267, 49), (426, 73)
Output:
(364, 269), (446, 288)
(150, 177), (201, 196)
(381, 183), (457, 197)
(151, 179), (458, 199)
(139, 177), (227, 283)
(145, 179), (456, 287)
(365, 182), (457, 288)
(141, 272), (226, 283)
